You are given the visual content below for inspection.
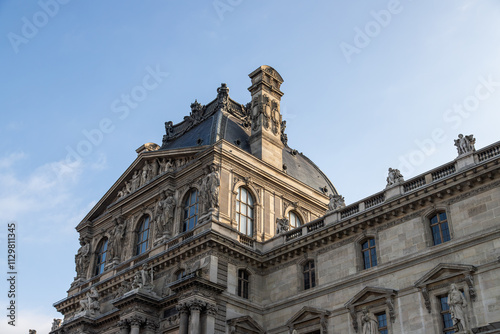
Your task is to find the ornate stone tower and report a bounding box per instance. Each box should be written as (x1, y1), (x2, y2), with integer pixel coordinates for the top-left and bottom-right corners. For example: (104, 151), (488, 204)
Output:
(248, 65), (285, 170)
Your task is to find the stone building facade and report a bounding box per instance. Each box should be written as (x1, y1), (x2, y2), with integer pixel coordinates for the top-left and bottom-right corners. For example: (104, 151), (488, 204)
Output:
(52, 66), (500, 334)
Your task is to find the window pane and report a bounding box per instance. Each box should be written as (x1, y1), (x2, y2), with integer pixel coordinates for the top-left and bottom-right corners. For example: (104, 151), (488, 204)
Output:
(439, 212), (447, 221)
(432, 225), (442, 245)
(441, 223), (451, 242)
(371, 249), (377, 266)
(364, 252), (370, 269)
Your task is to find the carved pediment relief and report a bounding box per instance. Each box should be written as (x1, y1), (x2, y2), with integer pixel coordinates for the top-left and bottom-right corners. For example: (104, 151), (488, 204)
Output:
(344, 287), (397, 333)
(286, 306), (330, 333)
(414, 263), (477, 313)
(227, 315), (265, 334)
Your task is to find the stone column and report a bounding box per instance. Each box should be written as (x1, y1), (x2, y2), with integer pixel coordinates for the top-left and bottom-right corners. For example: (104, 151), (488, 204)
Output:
(130, 317), (142, 334)
(177, 303), (189, 334)
(204, 303), (217, 334)
(189, 300), (205, 334)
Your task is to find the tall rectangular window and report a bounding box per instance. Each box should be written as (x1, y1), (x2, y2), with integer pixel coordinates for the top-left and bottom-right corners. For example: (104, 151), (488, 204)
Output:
(303, 260), (316, 290)
(362, 238), (377, 269)
(376, 312), (388, 334)
(439, 296), (455, 334)
(431, 212), (451, 246)
(237, 269), (249, 299)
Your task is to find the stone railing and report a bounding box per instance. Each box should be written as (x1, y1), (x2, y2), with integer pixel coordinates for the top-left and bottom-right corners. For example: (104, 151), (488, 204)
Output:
(279, 140), (500, 245)
(364, 192), (385, 209)
(340, 205), (359, 219)
(307, 220), (324, 232)
(403, 176), (426, 193)
(238, 234), (254, 248)
(431, 163), (456, 181)
(285, 228), (303, 241)
(477, 143), (500, 162)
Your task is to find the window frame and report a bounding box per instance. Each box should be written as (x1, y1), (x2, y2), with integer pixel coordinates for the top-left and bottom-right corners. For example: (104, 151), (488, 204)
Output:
(361, 238), (378, 270)
(182, 188), (199, 233)
(430, 212), (451, 246)
(438, 295), (456, 334)
(376, 312), (389, 334)
(236, 187), (255, 237)
(422, 207), (454, 248)
(288, 210), (303, 229)
(93, 238), (108, 276)
(136, 215), (151, 255)
(237, 269), (250, 299)
(303, 260), (316, 290)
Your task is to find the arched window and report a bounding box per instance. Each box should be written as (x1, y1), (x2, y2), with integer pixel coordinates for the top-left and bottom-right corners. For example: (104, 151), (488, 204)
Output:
(236, 187), (254, 237)
(361, 238), (377, 269)
(303, 260), (316, 290)
(238, 269), (250, 299)
(182, 189), (198, 232)
(430, 212), (451, 245)
(288, 211), (302, 229)
(136, 216), (150, 255)
(94, 238), (108, 276)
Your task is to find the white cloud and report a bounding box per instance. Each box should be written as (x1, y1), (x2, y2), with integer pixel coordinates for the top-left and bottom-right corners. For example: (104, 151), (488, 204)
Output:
(0, 152), (26, 169)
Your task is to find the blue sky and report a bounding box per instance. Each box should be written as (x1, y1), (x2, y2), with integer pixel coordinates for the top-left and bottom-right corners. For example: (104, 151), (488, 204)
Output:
(1, 0), (500, 332)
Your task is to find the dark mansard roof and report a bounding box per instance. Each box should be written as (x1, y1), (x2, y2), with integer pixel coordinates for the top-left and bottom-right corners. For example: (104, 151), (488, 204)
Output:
(160, 83), (338, 196)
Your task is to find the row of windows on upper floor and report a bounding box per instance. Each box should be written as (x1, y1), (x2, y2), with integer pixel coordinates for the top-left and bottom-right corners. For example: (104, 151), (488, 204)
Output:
(93, 193), (451, 277)
(237, 265), (455, 334)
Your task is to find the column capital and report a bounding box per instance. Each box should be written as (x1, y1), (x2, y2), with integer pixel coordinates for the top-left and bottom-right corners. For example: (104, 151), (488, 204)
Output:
(176, 302), (190, 314)
(188, 299), (206, 312)
(117, 319), (129, 330)
(206, 303), (218, 316)
(130, 316), (144, 327)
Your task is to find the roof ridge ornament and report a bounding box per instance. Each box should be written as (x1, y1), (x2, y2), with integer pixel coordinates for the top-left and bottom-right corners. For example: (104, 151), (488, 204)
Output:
(217, 83), (230, 111)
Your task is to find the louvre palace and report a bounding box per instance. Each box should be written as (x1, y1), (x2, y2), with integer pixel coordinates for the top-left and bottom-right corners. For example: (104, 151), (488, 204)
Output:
(51, 66), (500, 334)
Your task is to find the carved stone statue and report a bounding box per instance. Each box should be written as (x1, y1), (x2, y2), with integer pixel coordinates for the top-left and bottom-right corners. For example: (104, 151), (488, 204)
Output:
(150, 158), (159, 177)
(454, 134), (476, 156)
(29, 330), (36, 334)
(109, 217), (126, 262)
(132, 264), (154, 291)
(140, 162), (149, 187)
(361, 308), (378, 334)
(164, 121), (174, 139)
(168, 159), (176, 172)
(386, 168), (404, 187)
(79, 287), (100, 316)
(75, 237), (90, 279)
(448, 283), (468, 332)
(281, 120), (288, 146)
(131, 170), (140, 192)
(207, 164), (220, 208)
(51, 319), (62, 331)
(154, 191), (176, 238)
(327, 194), (345, 212)
(276, 218), (289, 234)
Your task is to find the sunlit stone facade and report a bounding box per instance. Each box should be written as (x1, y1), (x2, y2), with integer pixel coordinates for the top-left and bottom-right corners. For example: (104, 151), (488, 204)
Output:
(52, 66), (500, 334)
